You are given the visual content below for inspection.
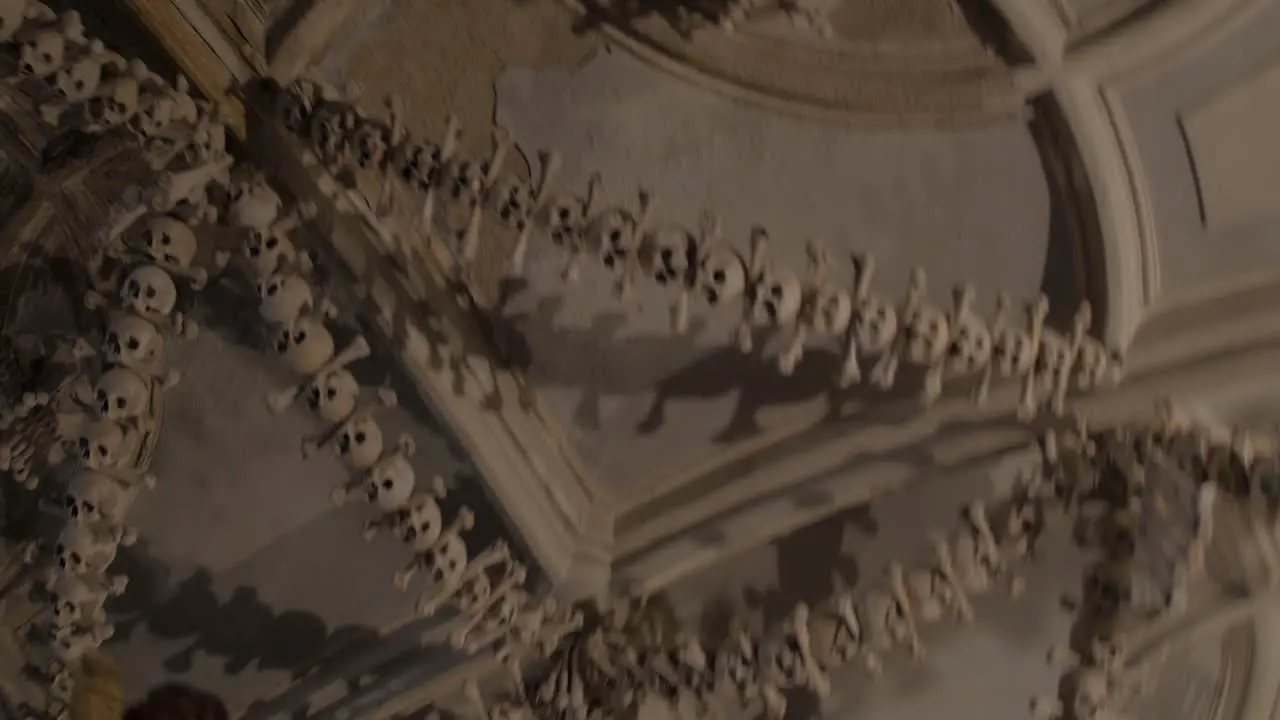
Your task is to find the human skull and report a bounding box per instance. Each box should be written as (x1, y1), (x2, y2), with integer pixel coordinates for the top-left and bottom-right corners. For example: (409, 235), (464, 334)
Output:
(273, 316), (335, 376)
(119, 264), (178, 319)
(257, 272), (315, 326)
(445, 157), (489, 206)
(310, 107), (352, 162)
(398, 495), (445, 550)
(280, 82), (316, 135)
(903, 307), (950, 363)
(304, 368), (359, 423)
(947, 316), (992, 372)
(74, 419), (128, 470)
(45, 575), (100, 627)
(853, 298), (898, 351)
(86, 74), (140, 129)
(492, 177), (532, 231)
(649, 227), (696, 286)
(456, 569), (492, 614)
(365, 455), (416, 513)
(541, 194), (589, 248)
(993, 329), (1038, 378)
(698, 247), (747, 306)
(49, 624), (112, 663)
(18, 26), (72, 79)
(351, 121), (390, 170)
(227, 177), (282, 231)
(184, 121), (227, 166)
(335, 415), (385, 470)
(64, 470), (126, 526)
(92, 367), (149, 422)
(430, 533), (469, 586)
(128, 94), (180, 138)
(51, 43), (113, 103)
(813, 288), (852, 335)
(1075, 340), (1122, 390)
(141, 214), (199, 269)
(590, 208), (634, 270)
(394, 140), (445, 192)
(54, 523), (105, 576)
(242, 228), (297, 278)
(751, 269), (803, 326)
(102, 313), (163, 368)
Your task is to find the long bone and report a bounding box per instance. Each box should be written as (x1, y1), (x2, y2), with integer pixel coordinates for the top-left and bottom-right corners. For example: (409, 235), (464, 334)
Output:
(559, 174), (605, 283)
(449, 561), (529, 649)
(885, 562), (924, 658)
(508, 149), (563, 275)
(416, 539), (511, 617)
(670, 212), (718, 335)
(930, 534), (975, 622)
(735, 227), (771, 353)
(267, 335), (370, 413)
(1041, 301), (1092, 416)
(1016, 296), (1050, 420)
(839, 252), (876, 386)
(779, 239), (839, 375)
(975, 292), (1013, 405)
(151, 155), (233, 214)
(786, 603), (831, 697)
(300, 388), (396, 458)
(870, 267), (932, 390)
(420, 114), (462, 232)
(393, 507), (475, 590)
(454, 126), (514, 271)
(611, 189), (657, 301)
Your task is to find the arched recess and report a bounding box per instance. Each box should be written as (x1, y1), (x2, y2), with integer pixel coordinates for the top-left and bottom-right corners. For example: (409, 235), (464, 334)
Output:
(991, 0), (1271, 351)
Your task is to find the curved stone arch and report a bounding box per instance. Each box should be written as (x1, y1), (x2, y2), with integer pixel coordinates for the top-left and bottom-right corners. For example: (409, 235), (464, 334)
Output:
(992, 0), (1273, 350)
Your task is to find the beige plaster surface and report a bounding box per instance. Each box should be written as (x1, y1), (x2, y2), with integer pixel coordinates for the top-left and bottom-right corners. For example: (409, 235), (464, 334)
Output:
(1181, 56), (1280, 233)
(1120, 0), (1280, 307)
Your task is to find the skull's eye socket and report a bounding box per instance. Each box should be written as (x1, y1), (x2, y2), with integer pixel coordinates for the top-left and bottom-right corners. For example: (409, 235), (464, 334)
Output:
(557, 208), (571, 221)
(70, 552), (81, 564)
(78, 437), (89, 450)
(267, 282), (279, 296)
(713, 270), (726, 283)
(293, 330), (307, 343)
(354, 431), (366, 443)
(96, 444), (108, 457)
(609, 230), (622, 243)
(95, 389), (108, 402)
(326, 387), (337, 399)
(115, 398), (126, 409)
(83, 502), (95, 513)
(144, 287), (157, 299)
(382, 479), (393, 489)
(160, 234), (171, 246)
(55, 543), (65, 555)
(265, 238), (278, 250)
(126, 337), (140, 350)
(64, 495), (75, 508)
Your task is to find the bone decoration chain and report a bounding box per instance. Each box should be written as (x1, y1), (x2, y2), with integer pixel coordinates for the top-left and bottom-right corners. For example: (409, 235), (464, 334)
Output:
(264, 77), (1280, 720)
(0, 2), (233, 715)
(412, 406), (1272, 720)
(0, 3), (582, 716)
(271, 79), (1125, 423)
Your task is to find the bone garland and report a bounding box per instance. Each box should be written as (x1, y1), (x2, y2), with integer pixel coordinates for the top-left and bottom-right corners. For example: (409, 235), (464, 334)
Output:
(1028, 299), (1091, 419)
(450, 126), (514, 271)
(505, 149), (563, 275)
(839, 252), (895, 387)
(779, 239), (848, 376)
(267, 335), (370, 413)
(591, 184), (656, 301)
(300, 387), (397, 463)
(393, 507), (476, 590)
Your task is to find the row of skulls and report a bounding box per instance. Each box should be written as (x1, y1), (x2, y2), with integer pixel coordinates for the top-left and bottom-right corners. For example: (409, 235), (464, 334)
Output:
(219, 169), (587, 666)
(441, 428), (1080, 720)
(271, 79), (1125, 422)
(0, 13), (240, 712)
(447, 407), (1262, 720)
(2, 1), (227, 171)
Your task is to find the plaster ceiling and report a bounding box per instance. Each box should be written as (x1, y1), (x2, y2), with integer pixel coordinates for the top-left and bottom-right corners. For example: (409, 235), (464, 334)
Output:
(493, 48), (1051, 500)
(1120, 0), (1280, 307)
